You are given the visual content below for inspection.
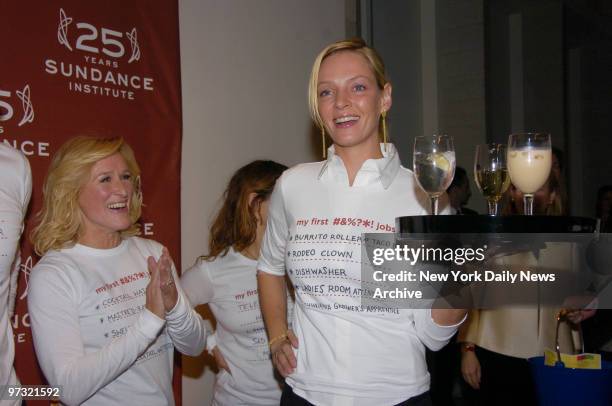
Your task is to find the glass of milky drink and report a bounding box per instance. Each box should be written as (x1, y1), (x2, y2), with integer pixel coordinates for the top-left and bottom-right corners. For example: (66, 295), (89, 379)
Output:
(413, 134), (456, 215)
(507, 132), (552, 215)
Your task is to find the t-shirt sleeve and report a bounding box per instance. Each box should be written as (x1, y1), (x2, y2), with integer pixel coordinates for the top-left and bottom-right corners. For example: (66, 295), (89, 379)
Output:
(165, 258), (209, 357)
(19, 152), (32, 217)
(413, 308), (466, 351)
(8, 251), (21, 317)
(180, 259), (215, 306)
(1, 148), (31, 315)
(28, 262), (165, 406)
(258, 174), (289, 276)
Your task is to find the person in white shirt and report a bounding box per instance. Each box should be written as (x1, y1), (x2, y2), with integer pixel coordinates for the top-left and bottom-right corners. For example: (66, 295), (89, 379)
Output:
(28, 136), (207, 406)
(181, 160), (289, 405)
(0, 144), (32, 406)
(257, 38), (467, 406)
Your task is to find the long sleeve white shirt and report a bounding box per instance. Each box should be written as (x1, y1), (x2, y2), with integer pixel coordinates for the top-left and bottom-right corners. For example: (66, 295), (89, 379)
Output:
(0, 144), (31, 406)
(258, 144), (463, 406)
(28, 237), (207, 406)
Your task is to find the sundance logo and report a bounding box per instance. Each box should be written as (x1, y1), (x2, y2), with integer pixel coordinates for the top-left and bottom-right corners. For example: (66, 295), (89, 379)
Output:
(0, 86), (50, 157)
(57, 8), (140, 64)
(45, 8), (154, 101)
(0, 85), (34, 128)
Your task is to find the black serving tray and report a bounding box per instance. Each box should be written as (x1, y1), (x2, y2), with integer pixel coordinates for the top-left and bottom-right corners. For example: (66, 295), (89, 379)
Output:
(396, 215), (598, 234)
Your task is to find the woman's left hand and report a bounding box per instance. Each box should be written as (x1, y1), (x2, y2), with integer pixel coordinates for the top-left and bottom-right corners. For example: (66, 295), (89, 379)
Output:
(148, 247), (178, 313)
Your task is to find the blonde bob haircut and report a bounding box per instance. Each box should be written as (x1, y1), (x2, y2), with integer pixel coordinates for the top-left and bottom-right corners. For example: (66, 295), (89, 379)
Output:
(32, 136), (142, 256)
(308, 37), (389, 133)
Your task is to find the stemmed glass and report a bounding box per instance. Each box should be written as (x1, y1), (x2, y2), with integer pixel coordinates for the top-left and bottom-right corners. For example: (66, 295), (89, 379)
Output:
(507, 132), (552, 215)
(474, 143), (510, 216)
(413, 134), (456, 215)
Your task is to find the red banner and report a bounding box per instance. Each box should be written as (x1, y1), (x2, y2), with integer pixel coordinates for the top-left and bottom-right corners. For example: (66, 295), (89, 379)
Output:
(1, 1), (182, 403)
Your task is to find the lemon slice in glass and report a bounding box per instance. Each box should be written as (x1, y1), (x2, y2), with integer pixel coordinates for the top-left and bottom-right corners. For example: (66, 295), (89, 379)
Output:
(427, 153), (450, 172)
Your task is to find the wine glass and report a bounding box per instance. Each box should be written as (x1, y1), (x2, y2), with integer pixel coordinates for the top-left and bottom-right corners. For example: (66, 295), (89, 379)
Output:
(507, 132), (552, 215)
(413, 134), (456, 215)
(474, 143), (510, 216)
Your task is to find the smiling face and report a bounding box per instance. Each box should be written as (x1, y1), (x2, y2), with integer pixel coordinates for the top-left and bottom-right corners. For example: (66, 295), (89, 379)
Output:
(316, 50), (391, 157)
(78, 153), (134, 248)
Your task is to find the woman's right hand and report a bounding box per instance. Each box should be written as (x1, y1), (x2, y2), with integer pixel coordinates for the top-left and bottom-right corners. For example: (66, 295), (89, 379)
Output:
(145, 255), (165, 319)
(461, 348), (481, 390)
(212, 346), (231, 374)
(270, 330), (299, 377)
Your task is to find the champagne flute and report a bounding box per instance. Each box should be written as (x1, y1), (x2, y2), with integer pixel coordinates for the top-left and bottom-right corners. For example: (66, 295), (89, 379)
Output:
(507, 132), (552, 215)
(413, 134), (456, 215)
(474, 143), (511, 216)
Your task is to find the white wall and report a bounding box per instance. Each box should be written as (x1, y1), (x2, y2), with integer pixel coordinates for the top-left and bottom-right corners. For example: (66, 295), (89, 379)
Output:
(179, 1), (346, 405)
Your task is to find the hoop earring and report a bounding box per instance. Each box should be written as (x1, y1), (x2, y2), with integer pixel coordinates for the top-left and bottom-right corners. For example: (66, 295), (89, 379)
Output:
(135, 175), (143, 206)
(321, 126), (326, 159)
(381, 111), (388, 153)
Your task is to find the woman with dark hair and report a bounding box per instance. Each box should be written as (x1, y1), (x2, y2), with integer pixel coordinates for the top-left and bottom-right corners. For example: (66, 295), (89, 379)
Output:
(180, 160), (288, 406)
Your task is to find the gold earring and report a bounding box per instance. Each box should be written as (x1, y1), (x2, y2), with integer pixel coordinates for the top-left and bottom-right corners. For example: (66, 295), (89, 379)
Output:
(381, 111), (388, 153)
(321, 126), (326, 159)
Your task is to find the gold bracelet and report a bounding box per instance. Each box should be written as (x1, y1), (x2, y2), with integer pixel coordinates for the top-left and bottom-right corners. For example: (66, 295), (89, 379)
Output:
(268, 332), (288, 348)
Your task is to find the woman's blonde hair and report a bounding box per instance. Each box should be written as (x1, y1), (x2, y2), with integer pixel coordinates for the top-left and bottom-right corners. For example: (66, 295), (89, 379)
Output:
(308, 38), (389, 132)
(31, 136), (142, 255)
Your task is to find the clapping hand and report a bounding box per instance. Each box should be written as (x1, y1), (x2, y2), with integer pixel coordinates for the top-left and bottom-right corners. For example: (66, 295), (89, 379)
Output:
(145, 247), (178, 318)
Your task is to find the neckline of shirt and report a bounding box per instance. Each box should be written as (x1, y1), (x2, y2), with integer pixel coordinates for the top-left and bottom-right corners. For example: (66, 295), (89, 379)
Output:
(317, 143), (400, 189)
(70, 238), (130, 257)
(231, 246), (258, 265)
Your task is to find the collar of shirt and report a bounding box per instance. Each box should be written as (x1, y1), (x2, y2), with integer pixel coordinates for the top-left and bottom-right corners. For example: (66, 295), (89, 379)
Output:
(317, 143), (401, 189)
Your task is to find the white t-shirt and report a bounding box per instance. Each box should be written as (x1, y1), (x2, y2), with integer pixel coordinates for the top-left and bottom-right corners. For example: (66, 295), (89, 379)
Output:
(28, 237), (207, 406)
(181, 248), (288, 405)
(258, 144), (462, 406)
(0, 144), (31, 406)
